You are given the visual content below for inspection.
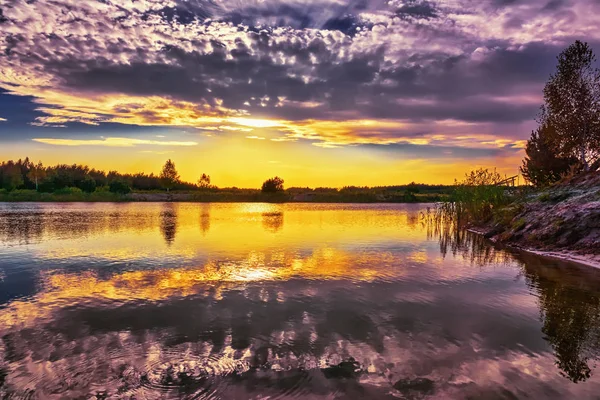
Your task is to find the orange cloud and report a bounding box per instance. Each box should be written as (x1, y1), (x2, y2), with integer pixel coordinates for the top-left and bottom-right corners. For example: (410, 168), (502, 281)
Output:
(32, 137), (199, 147)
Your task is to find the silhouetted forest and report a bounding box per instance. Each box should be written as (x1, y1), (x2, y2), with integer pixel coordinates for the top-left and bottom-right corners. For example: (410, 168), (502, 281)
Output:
(0, 157), (455, 202)
(0, 157), (197, 193)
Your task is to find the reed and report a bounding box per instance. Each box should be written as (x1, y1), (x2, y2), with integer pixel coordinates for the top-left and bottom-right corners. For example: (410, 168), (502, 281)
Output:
(433, 168), (512, 226)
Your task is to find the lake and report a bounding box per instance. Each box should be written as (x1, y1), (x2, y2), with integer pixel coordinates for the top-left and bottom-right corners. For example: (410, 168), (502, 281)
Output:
(1, 202), (600, 399)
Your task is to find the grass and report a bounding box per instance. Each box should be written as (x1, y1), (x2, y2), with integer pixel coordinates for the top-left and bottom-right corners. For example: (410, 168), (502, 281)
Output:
(0, 189), (126, 202)
(0, 187), (450, 203)
(512, 218), (527, 231)
(539, 192), (552, 202)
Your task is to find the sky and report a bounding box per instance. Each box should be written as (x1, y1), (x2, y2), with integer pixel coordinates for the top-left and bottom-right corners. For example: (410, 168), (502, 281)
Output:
(1, 0), (600, 187)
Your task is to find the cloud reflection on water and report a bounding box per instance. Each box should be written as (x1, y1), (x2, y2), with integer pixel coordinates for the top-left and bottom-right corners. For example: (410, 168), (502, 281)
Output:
(0, 203), (600, 398)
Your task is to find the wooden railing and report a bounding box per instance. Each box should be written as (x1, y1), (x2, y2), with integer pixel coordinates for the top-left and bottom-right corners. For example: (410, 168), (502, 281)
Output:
(496, 175), (518, 187)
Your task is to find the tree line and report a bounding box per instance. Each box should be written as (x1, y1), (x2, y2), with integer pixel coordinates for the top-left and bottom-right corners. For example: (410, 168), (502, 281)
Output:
(521, 40), (600, 186)
(0, 157), (290, 195)
(0, 159), (200, 194)
(0, 157), (454, 200)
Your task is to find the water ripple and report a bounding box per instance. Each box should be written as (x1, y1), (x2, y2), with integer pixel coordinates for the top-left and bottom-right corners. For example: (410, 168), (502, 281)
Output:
(2, 203), (600, 399)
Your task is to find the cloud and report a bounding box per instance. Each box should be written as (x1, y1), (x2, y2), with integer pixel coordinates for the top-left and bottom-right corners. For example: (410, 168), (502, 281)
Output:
(395, 1), (439, 19)
(0, 0), (599, 149)
(31, 137), (198, 147)
(0, 117), (6, 122)
(139, 150), (175, 154)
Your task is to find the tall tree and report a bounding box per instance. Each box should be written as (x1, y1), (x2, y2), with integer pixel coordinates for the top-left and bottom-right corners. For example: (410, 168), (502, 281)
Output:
(541, 40), (600, 170)
(160, 159), (180, 192)
(261, 177), (284, 193)
(1, 163), (24, 191)
(79, 175), (97, 193)
(521, 123), (578, 186)
(27, 161), (46, 191)
(197, 173), (211, 189)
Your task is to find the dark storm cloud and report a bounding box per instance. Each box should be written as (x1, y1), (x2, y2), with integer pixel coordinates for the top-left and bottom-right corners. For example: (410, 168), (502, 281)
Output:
(221, 0), (374, 30)
(541, 0), (571, 11)
(223, 5), (315, 29)
(363, 96), (539, 123)
(395, 1), (439, 19)
(52, 43), (323, 110)
(491, 0), (521, 7)
(356, 41), (565, 120)
(362, 142), (520, 159)
(143, 0), (372, 34)
(0, 90), (46, 138)
(35, 38), (582, 125)
(321, 15), (365, 35)
(0, 8), (9, 23)
(56, 61), (211, 101)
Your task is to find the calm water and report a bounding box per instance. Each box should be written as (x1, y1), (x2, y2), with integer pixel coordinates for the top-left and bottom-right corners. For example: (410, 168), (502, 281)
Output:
(1, 203), (600, 399)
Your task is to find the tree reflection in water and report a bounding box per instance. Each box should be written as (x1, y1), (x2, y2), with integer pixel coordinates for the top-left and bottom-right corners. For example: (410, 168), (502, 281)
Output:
(521, 254), (600, 383)
(199, 203), (210, 235)
(427, 216), (512, 266)
(262, 211), (284, 233)
(0, 205), (47, 245)
(431, 217), (600, 383)
(160, 203), (178, 245)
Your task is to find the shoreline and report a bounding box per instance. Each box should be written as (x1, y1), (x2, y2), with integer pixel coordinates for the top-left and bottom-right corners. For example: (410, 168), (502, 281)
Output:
(467, 228), (600, 270)
(0, 199), (437, 205)
(467, 171), (600, 270)
(0, 189), (449, 204)
(0, 197), (442, 205)
(0, 194), (449, 204)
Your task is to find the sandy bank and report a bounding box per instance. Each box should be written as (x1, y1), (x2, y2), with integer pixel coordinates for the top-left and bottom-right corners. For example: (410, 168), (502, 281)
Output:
(467, 171), (600, 269)
(468, 227), (600, 269)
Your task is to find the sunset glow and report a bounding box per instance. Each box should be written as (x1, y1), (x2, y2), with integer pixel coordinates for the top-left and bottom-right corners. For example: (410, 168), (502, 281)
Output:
(1, 0), (599, 185)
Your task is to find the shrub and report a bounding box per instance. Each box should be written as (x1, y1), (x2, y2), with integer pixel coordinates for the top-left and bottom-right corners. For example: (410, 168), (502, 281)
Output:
(539, 193), (551, 202)
(54, 187), (83, 195)
(109, 180), (131, 194)
(512, 218), (527, 231)
(79, 175), (97, 193)
(403, 191), (417, 202)
(261, 177), (284, 193)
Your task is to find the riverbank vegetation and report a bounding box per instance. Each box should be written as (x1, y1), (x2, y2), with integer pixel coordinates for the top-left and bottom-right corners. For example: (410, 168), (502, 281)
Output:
(437, 168), (514, 226)
(435, 41), (600, 259)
